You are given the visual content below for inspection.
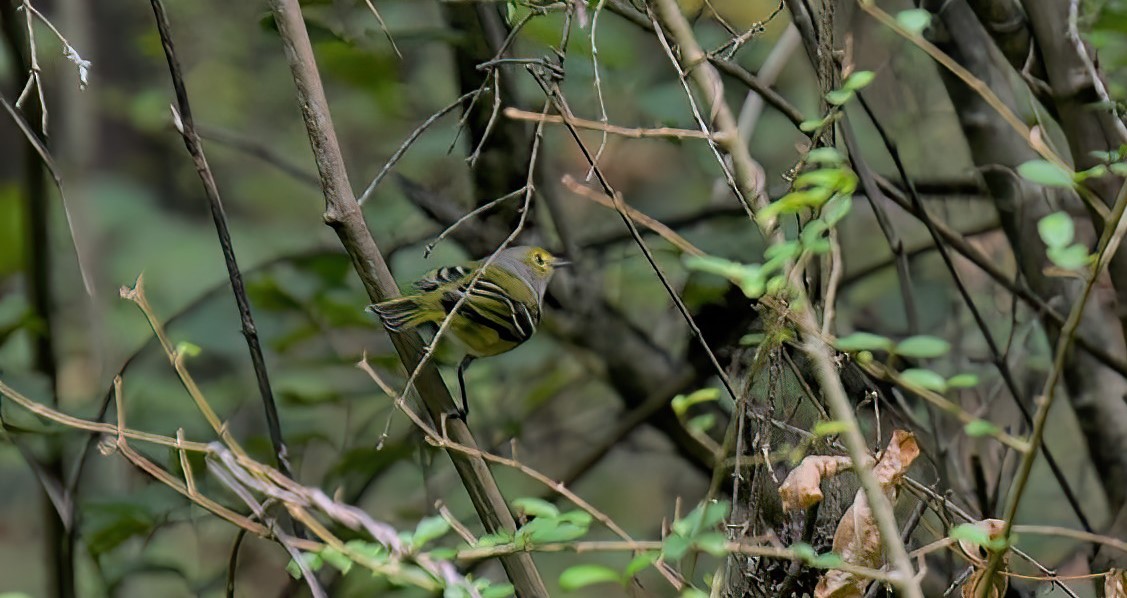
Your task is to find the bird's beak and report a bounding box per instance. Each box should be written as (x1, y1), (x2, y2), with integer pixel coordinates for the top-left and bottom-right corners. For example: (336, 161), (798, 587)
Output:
(553, 258), (572, 268)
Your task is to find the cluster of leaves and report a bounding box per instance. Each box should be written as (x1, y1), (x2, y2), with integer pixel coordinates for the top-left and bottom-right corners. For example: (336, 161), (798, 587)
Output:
(801, 70), (878, 132)
(683, 148), (855, 299)
(285, 513), (513, 597)
(557, 500), (730, 595)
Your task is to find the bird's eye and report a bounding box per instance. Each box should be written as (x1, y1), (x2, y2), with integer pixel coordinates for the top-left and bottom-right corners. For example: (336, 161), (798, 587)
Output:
(535, 254), (545, 265)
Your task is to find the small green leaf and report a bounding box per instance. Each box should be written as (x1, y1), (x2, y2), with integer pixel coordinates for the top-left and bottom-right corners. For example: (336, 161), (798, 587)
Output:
(1110, 162), (1127, 176)
(895, 335), (951, 358)
(695, 532), (729, 556)
(624, 551), (659, 577)
(1037, 212), (1075, 248)
(1018, 160), (1076, 188)
(964, 419), (1000, 437)
(949, 523), (1008, 551)
(559, 564), (622, 591)
(811, 552), (845, 569)
(671, 388), (721, 416)
(683, 255), (766, 298)
(687, 413), (716, 434)
(1076, 164), (1108, 181)
(320, 547), (353, 575)
(512, 497), (559, 519)
(412, 515), (451, 547)
(481, 583), (516, 598)
(663, 534), (692, 560)
(285, 552), (323, 579)
(807, 147), (844, 165)
(534, 522), (590, 543)
(475, 531), (513, 548)
(800, 118), (826, 133)
(557, 510), (593, 527)
(946, 373), (980, 388)
(739, 333), (766, 346)
(896, 8), (932, 35)
(1047, 244), (1091, 269)
(843, 70), (875, 91)
(176, 341), (202, 357)
(825, 89), (854, 106)
(822, 195), (853, 226)
(835, 332), (894, 352)
(899, 368), (948, 392)
(764, 240), (801, 261)
(791, 542), (818, 562)
(681, 588), (710, 598)
(813, 420), (851, 437)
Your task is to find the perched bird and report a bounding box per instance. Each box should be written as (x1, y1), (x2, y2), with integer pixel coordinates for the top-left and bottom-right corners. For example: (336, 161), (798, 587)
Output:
(368, 245), (568, 417)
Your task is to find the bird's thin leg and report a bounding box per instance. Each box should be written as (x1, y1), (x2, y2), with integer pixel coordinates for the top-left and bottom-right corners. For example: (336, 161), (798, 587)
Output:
(456, 356), (475, 419)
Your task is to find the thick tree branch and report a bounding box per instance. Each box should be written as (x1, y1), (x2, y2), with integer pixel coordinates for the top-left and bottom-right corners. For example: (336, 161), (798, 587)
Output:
(263, 0), (548, 594)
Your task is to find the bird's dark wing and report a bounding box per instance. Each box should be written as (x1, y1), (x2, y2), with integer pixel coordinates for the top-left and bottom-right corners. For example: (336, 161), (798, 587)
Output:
(413, 265), (473, 291)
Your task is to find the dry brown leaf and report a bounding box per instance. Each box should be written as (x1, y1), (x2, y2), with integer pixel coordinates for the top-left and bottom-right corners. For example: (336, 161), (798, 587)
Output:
(779, 455), (853, 511)
(958, 519), (1009, 598)
(814, 431), (921, 598)
(872, 430), (920, 486)
(1105, 569), (1126, 597)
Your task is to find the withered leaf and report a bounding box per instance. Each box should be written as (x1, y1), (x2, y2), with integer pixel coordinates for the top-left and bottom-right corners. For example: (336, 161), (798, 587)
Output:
(779, 455), (853, 511)
(814, 431), (920, 598)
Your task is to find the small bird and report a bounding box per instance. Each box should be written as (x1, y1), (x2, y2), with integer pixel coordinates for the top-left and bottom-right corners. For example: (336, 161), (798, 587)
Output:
(368, 245), (568, 417)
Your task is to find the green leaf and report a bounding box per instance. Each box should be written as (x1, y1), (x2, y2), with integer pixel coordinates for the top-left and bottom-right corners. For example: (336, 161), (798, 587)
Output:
(663, 534), (692, 560)
(811, 552), (845, 569)
(624, 551), (659, 577)
(800, 219), (830, 251)
(894, 335), (951, 358)
(413, 515), (451, 547)
(694, 532), (729, 556)
(512, 497), (559, 519)
(806, 147), (844, 165)
(1076, 164), (1108, 181)
(790, 542), (818, 562)
(475, 532), (513, 548)
(481, 583), (516, 598)
(681, 589), (710, 598)
(949, 523), (1008, 551)
(1038, 212), (1075, 248)
(559, 564), (622, 591)
(800, 118), (826, 133)
(1018, 160), (1075, 188)
(813, 420), (851, 437)
(176, 341), (201, 357)
(964, 419), (1001, 437)
(683, 255), (766, 298)
(1110, 162), (1127, 176)
(899, 368), (948, 392)
(764, 240), (801, 261)
(557, 510), (594, 527)
(825, 88), (854, 106)
(687, 413), (716, 434)
(286, 552), (323, 579)
(946, 373), (980, 388)
(671, 387), (721, 416)
(1047, 244), (1091, 269)
(320, 547), (353, 575)
(835, 331), (894, 352)
(822, 195), (853, 226)
(843, 70), (876, 91)
(896, 8), (932, 35)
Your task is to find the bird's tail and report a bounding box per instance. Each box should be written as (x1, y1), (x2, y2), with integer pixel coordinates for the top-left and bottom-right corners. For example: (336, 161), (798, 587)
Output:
(367, 295), (436, 331)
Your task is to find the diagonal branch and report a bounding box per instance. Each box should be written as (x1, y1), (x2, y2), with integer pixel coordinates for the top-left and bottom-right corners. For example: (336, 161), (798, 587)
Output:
(262, 0), (548, 593)
(148, 0), (293, 479)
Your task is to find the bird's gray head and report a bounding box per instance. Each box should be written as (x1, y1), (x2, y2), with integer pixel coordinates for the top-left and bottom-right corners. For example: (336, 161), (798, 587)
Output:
(493, 246), (567, 301)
